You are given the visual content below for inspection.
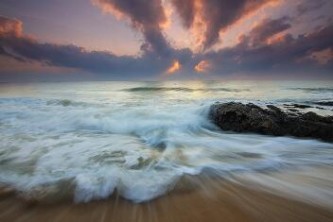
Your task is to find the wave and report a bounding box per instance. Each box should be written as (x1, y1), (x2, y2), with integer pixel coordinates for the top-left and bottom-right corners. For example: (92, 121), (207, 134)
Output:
(0, 98), (91, 107)
(290, 87), (333, 93)
(46, 99), (91, 107)
(311, 101), (333, 106)
(124, 87), (250, 93)
(1, 100), (333, 203)
(1, 90), (333, 204)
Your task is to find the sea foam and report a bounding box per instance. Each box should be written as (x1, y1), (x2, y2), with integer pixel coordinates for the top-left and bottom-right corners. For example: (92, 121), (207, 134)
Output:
(1, 81), (333, 203)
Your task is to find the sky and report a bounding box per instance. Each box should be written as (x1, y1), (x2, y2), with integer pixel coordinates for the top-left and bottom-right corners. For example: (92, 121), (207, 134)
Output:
(0, 0), (332, 81)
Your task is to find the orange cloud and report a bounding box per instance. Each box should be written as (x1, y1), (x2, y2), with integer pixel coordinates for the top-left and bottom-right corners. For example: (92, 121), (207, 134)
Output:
(166, 60), (181, 74)
(310, 48), (333, 65)
(194, 60), (210, 73)
(266, 32), (286, 45)
(171, 0), (279, 51)
(0, 16), (22, 37)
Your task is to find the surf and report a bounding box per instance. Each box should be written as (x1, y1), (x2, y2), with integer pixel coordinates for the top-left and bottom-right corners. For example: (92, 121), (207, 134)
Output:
(1, 81), (333, 204)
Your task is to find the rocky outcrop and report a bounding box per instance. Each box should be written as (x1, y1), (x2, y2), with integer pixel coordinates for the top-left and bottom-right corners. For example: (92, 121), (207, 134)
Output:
(209, 102), (333, 142)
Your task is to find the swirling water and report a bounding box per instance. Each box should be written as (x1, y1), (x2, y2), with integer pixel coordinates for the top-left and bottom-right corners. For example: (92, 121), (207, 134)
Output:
(0, 80), (333, 203)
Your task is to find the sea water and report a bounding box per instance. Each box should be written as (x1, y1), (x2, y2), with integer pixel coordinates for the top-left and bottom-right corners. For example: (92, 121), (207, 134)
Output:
(0, 80), (333, 203)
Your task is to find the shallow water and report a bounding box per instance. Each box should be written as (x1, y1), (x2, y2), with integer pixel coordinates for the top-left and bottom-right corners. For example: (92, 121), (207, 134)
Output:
(0, 80), (333, 203)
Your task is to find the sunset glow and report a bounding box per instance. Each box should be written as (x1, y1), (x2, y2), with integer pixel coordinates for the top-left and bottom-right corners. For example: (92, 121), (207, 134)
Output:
(166, 60), (181, 74)
(194, 60), (211, 73)
(0, 0), (332, 80)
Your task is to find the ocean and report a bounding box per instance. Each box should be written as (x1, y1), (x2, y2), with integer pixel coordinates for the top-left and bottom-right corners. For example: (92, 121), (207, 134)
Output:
(0, 80), (333, 203)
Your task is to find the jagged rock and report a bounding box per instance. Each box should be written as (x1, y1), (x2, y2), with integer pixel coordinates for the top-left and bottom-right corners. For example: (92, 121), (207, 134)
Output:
(209, 102), (333, 142)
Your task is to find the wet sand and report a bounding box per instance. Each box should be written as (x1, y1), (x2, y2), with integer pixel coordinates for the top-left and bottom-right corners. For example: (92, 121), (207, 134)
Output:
(1, 172), (333, 222)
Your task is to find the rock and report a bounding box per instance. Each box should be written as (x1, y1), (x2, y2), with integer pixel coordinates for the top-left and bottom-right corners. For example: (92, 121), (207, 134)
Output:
(291, 104), (312, 109)
(283, 103), (312, 109)
(313, 101), (333, 106)
(209, 102), (333, 142)
(288, 108), (299, 113)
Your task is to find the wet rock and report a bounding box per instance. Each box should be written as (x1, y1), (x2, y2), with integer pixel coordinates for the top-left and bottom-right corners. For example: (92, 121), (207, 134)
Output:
(209, 102), (333, 142)
(283, 103), (312, 109)
(288, 108), (299, 113)
(291, 104), (312, 109)
(313, 101), (333, 106)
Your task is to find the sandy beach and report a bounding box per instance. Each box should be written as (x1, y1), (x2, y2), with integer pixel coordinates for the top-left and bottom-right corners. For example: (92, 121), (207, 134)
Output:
(1, 168), (333, 222)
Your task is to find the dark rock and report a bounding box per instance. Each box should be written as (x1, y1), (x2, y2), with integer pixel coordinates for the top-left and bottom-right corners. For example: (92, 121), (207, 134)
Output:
(284, 103), (312, 109)
(267, 105), (282, 113)
(292, 104), (312, 109)
(288, 108), (299, 112)
(313, 101), (333, 106)
(209, 102), (333, 142)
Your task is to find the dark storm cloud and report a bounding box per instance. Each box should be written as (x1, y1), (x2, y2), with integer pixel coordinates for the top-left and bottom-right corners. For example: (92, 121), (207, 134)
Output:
(171, 0), (275, 50)
(205, 18), (333, 75)
(0, 15), (201, 80)
(170, 0), (195, 29)
(240, 16), (291, 46)
(0, 36), (176, 77)
(1, 14), (333, 80)
(93, 0), (171, 56)
(0, 16), (175, 78)
(296, 0), (327, 16)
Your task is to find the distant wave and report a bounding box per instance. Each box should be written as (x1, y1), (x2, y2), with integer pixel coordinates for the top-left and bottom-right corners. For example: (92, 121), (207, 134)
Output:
(124, 87), (250, 93)
(46, 99), (102, 107)
(46, 99), (88, 107)
(0, 98), (91, 108)
(311, 101), (333, 106)
(290, 88), (333, 92)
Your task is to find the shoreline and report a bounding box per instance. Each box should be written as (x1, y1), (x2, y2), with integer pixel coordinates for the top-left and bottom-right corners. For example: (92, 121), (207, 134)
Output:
(1, 167), (333, 222)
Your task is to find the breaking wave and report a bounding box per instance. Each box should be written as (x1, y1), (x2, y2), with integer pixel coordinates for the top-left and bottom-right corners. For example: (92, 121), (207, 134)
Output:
(290, 87), (333, 93)
(1, 81), (333, 204)
(124, 87), (250, 93)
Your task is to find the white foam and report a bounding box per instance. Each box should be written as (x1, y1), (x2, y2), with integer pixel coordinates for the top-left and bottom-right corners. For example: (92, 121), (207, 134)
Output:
(74, 172), (118, 203)
(1, 81), (333, 203)
(118, 170), (181, 203)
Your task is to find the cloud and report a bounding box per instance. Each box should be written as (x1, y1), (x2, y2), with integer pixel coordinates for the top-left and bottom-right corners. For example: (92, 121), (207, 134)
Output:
(240, 16), (291, 46)
(205, 18), (333, 76)
(0, 15), (22, 37)
(170, 0), (195, 29)
(296, 0), (327, 16)
(0, 16), (176, 79)
(93, 0), (171, 56)
(166, 60), (181, 74)
(1, 14), (333, 81)
(194, 60), (210, 73)
(308, 48), (333, 65)
(171, 0), (276, 50)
